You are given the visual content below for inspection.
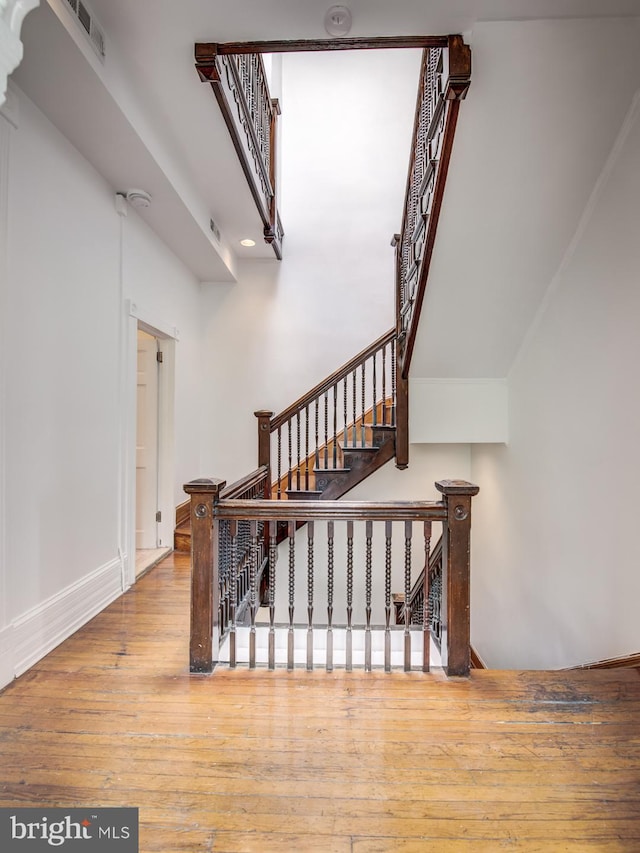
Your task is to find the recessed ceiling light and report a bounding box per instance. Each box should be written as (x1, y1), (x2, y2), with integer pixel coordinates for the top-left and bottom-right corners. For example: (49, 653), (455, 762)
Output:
(240, 238), (256, 247)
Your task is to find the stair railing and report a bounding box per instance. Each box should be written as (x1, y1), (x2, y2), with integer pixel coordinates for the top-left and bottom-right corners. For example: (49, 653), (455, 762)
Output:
(184, 477), (478, 677)
(195, 45), (284, 258)
(184, 466), (270, 672)
(395, 35), (471, 379)
(255, 329), (399, 499)
(394, 533), (444, 648)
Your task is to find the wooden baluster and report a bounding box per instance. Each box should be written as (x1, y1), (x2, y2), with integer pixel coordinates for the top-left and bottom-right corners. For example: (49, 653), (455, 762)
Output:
(307, 521), (314, 671)
(365, 520), (373, 672)
(343, 377), (348, 447)
(352, 369), (357, 446)
(384, 520), (392, 673)
(305, 405), (310, 490)
(249, 519), (258, 669)
(296, 411), (301, 490)
(324, 391), (329, 468)
(404, 519), (413, 672)
(346, 520), (354, 672)
(287, 419), (292, 491)
(268, 520), (277, 670)
(332, 383), (338, 468)
(382, 345), (387, 426)
(423, 520), (432, 673)
(287, 519), (295, 671)
(326, 520), (334, 672)
(277, 426), (282, 500)
(184, 478), (226, 673)
(436, 480), (479, 677)
(372, 352), (378, 427)
(229, 520), (238, 669)
(360, 362), (366, 447)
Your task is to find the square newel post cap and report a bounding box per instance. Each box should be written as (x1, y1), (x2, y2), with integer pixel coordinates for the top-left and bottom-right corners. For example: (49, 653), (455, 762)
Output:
(435, 479), (479, 497)
(184, 478), (227, 496)
(254, 410), (274, 418)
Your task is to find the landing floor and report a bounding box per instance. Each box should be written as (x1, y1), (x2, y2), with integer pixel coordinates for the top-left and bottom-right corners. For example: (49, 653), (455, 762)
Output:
(1, 552), (639, 851)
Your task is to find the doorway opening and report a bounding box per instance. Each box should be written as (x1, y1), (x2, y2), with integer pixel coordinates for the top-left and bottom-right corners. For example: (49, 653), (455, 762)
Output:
(134, 326), (172, 578)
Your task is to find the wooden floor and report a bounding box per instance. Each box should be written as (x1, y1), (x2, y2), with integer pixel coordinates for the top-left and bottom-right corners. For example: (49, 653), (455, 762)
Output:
(1, 553), (640, 852)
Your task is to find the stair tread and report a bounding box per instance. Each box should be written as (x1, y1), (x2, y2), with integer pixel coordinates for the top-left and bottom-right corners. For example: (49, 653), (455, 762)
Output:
(285, 489), (324, 499)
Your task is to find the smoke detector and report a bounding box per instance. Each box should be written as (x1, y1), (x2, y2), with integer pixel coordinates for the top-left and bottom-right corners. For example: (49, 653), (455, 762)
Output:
(324, 5), (352, 37)
(125, 189), (152, 209)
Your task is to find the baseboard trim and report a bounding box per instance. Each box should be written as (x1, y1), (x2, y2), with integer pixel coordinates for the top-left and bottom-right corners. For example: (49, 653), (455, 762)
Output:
(470, 646), (487, 669)
(11, 557), (123, 678)
(565, 652), (640, 671)
(0, 624), (13, 691)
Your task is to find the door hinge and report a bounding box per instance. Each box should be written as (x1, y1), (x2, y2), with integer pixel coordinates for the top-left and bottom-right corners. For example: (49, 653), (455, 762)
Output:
(156, 350), (163, 364)
(156, 510), (162, 523)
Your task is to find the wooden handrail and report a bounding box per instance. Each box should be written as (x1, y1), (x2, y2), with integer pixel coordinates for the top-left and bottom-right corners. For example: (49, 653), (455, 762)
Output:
(195, 46), (283, 259)
(271, 328), (396, 431)
(396, 36), (471, 379)
(215, 498), (448, 522)
(220, 465), (269, 500)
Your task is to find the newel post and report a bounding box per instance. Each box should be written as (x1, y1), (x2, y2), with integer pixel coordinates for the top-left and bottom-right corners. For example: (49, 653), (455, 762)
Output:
(436, 479), (479, 677)
(183, 477), (226, 673)
(391, 232), (409, 470)
(254, 410), (273, 497)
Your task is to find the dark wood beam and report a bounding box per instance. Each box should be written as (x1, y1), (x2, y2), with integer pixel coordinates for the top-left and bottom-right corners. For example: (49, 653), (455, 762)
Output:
(196, 36), (449, 59)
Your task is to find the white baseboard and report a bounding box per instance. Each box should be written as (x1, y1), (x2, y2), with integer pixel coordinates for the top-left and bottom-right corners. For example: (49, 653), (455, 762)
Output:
(10, 557), (123, 679)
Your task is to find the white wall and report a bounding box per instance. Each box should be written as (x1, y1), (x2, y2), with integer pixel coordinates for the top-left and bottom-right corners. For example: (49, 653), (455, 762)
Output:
(410, 379), (508, 443)
(122, 212), (202, 502)
(199, 49), (420, 484)
(0, 85), (204, 689)
(470, 93), (640, 669)
(410, 17), (640, 380)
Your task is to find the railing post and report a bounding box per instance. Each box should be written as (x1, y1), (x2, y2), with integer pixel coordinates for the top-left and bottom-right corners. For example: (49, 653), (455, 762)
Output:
(435, 479), (479, 677)
(254, 410), (274, 498)
(184, 477), (226, 673)
(395, 372), (409, 470)
(391, 232), (409, 470)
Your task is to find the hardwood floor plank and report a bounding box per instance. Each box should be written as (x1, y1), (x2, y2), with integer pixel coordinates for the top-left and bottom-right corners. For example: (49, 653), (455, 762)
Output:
(1, 552), (639, 850)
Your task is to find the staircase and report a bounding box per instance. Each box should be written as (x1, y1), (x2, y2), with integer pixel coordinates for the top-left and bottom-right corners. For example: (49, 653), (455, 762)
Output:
(176, 330), (401, 551)
(179, 37), (477, 676)
(177, 34), (471, 551)
(274, 401), (396, 501)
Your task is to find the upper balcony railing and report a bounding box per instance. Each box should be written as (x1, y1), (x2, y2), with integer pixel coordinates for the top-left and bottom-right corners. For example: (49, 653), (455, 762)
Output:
(196, 44), (284, 258)
(395, 36), (471, 378)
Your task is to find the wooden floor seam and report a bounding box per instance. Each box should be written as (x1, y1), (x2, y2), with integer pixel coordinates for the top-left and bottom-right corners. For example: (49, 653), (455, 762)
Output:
(1, 551), (639, 852)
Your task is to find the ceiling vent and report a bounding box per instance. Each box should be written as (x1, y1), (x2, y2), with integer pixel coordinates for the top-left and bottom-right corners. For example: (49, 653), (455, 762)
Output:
(209, 219), (221, 243)
(63, 0), (106, 60)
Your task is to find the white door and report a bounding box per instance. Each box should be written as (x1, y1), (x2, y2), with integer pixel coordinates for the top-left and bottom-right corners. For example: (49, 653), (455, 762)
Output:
(136, 329), (159, 550)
